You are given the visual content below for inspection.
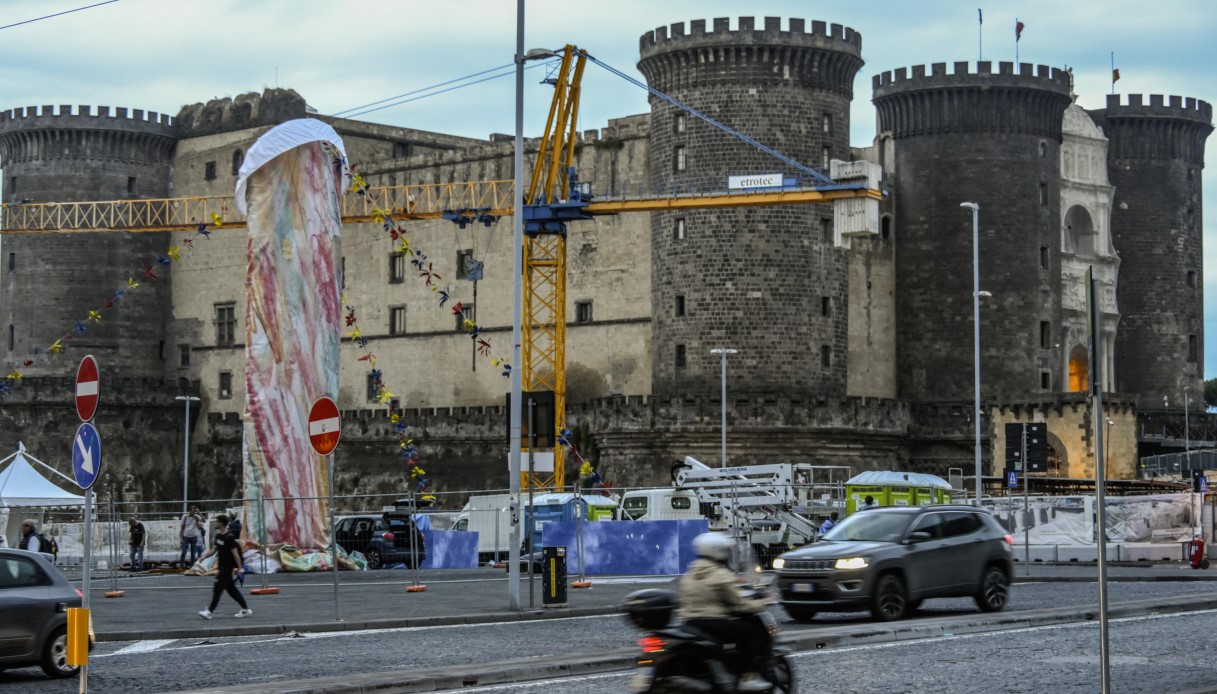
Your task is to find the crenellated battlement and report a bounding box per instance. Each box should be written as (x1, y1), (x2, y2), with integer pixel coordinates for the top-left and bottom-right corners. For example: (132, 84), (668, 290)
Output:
(873, 61), (1072, 140)
(640, 16), (861, 52)
(175, 88), (308, 138)
(873, 61), (1069, 94)
(1103, 93), (1213, 125)
(639, 17), (864, 96)
(0, 103), (175, 135)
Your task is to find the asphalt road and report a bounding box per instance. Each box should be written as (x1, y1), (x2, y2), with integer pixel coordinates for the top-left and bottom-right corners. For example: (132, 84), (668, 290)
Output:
(444, 609), (1217, 694)
(1, 578), (1213, 693)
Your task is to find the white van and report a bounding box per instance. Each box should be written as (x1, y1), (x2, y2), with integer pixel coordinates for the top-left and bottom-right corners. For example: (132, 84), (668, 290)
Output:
(618, 489), (704, 521)
(453, 493), (514, 563)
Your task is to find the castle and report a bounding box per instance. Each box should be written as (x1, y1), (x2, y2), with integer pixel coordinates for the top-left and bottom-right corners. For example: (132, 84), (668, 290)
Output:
(0, 17), (1209, 504)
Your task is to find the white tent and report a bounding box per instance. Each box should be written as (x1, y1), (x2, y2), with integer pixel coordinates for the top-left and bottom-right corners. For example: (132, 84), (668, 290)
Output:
(0, 444), (84, 507)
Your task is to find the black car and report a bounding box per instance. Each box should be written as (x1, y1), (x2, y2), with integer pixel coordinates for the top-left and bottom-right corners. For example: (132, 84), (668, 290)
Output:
(772, 505), (1013, 622)
(333, 512), (426, 570)
(0, 548), (93, 678)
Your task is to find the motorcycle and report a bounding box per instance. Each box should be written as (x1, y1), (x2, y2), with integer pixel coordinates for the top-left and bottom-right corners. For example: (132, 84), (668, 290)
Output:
(622, 577), (794, 693)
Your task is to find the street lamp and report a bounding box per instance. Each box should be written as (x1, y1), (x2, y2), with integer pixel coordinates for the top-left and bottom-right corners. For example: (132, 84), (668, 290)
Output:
(508, 0), (558, 610)
(961, 202), (983, 505)
(710, 348), (738, 468)
(175, 395), (201, 516)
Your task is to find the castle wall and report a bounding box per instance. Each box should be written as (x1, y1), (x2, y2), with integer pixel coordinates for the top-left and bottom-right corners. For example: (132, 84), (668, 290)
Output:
(639, 17), (863, 399)
(1090, 94), (1213, 407)
(873, 61), (1072, 402)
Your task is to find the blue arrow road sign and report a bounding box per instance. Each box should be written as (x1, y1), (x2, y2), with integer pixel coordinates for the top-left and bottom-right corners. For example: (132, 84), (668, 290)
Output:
(72, 422), (102, 490)
(1007, 470), (1019, 488)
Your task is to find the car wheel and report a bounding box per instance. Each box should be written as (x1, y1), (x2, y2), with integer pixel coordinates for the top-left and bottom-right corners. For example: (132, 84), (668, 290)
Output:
(870, 574), (907, 622)
(40, 626), (78, 679)
(975, 565), (1009, 612)
(782, 604), (817, 622)
(366, 548), (383, 570)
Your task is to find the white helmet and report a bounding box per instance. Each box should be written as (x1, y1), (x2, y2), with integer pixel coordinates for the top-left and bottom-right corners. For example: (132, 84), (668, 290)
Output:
(692, 532), (735, 562)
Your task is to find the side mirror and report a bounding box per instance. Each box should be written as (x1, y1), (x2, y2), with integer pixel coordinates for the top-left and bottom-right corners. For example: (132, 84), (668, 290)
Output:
(907, 531), (932, 544)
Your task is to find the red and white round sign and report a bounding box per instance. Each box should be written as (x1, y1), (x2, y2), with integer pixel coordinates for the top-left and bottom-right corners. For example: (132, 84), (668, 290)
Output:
(308, 397), (341, 455)
(75, 355), (99, 422)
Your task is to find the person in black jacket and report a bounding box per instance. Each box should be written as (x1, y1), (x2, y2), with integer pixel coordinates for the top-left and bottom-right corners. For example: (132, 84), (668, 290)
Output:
(197, 515), (252, 619)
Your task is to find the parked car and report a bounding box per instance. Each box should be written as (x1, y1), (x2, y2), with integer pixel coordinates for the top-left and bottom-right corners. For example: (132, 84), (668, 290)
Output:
(0, 548), (93, 678)
(772, 505), (1013, 622)
(333, 512), (426, 570)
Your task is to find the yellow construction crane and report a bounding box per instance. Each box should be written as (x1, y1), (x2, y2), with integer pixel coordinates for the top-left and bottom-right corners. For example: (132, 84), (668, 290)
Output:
(0, 45), (880, 492)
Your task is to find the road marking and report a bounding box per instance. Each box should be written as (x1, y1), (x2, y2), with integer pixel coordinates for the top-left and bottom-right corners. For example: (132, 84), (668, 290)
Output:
(104, 639), (175, 656)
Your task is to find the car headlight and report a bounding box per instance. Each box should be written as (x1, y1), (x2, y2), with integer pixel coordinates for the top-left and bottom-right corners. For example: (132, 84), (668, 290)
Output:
(834, 557), (869, 570)
(771, 557), (785, 570)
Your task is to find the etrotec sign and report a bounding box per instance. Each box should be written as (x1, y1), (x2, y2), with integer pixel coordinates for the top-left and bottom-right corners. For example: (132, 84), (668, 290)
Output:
(727, 173), (783, 190)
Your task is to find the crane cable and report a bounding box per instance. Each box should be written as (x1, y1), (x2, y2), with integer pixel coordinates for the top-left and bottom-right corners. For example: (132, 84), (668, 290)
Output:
(583, 53), (836, 187)
(333, 59), (558, 120)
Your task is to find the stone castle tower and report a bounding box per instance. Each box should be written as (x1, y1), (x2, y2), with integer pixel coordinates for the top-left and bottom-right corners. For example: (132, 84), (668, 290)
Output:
(1090, 94), (1213, 407)
(638, 17), (863, 398)
(872, 62), (1073, 402)
(0, 105), (176, 378)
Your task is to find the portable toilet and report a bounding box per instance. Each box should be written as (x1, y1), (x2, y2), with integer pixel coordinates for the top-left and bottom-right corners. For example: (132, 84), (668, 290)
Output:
(844, 471), (953, 514)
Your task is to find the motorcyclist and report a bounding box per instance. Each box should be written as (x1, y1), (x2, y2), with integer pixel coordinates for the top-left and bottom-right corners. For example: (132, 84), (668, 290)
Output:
(679, 532), (773, 692)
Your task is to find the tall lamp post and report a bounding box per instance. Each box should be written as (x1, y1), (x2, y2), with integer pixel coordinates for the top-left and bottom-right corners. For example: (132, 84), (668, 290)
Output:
(710, 348), (737, 468)
(961, 202), (984, 505)
(176, 395), (201, 515)
(508, 0), (558, 610)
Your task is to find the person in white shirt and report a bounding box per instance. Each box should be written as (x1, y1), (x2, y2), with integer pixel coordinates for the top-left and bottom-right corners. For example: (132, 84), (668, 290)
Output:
(180, 506), (205, 567)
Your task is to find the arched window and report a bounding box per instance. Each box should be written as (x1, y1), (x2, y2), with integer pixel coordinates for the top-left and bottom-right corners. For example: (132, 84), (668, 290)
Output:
(1063, 205), (1096, 256)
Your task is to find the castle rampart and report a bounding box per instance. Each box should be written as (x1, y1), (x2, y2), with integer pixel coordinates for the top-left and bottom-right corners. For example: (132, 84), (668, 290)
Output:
(873, 62), (1070, 138)
(639, 17), (862, 95)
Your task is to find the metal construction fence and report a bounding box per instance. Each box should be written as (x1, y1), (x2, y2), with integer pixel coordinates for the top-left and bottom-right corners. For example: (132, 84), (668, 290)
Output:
(1139, 450), (1217, 478)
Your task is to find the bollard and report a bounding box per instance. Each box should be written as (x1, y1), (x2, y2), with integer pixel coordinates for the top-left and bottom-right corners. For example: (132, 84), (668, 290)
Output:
(67, 607), (89, 666)
(541, 546), (568, 608)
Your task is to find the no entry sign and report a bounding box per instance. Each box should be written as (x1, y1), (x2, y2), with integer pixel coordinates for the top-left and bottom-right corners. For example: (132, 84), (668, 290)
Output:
(308, 397), (341, 455)
(75, 355), (99, 422)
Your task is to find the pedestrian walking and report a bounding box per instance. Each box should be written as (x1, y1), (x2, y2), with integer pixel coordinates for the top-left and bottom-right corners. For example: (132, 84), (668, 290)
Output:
(128, 517), (147, 571)
(180, 506), (205, 568)
(198, 514), (252, 620)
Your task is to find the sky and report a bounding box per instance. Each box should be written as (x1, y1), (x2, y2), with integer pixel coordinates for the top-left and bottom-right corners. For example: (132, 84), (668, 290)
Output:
(2, 0), (1216, 375)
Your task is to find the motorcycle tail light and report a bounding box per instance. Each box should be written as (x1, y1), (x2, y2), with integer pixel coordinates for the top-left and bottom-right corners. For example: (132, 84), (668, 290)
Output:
(1003, 534), (1014, 546)
(639, 635), (667, 654)
(383, 532), (395, 542)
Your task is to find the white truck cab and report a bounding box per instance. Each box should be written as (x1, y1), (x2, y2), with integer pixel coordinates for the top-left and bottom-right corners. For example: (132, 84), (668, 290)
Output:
(618, 489), (704, 521)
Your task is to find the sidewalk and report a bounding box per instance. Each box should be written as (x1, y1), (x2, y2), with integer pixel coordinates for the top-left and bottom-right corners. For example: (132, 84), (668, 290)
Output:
(84, 560), (1216, 642)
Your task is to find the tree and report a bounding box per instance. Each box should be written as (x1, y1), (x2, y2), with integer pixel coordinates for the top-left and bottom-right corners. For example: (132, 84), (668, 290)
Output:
(1205, 378), (1217, 410)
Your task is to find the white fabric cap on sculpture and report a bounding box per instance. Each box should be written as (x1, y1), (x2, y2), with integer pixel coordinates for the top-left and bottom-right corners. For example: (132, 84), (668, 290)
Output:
(234, 118), (348, 215)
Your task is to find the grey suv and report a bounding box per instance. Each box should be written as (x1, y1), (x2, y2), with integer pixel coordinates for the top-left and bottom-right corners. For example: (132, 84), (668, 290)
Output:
(772, 505), (1013, 622)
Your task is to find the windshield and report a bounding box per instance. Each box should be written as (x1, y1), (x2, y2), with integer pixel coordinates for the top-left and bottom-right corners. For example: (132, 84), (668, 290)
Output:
(821, 511), (916, 543)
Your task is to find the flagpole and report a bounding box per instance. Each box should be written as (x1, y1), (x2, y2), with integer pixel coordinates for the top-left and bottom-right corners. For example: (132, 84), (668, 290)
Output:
(1111, 52), (1116, 95)
(1015, 17), (1019, 64)
(978, 8), (983, 61)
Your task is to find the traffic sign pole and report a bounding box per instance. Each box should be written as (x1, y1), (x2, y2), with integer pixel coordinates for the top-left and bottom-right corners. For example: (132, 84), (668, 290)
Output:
(308, 397), (342, 623)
